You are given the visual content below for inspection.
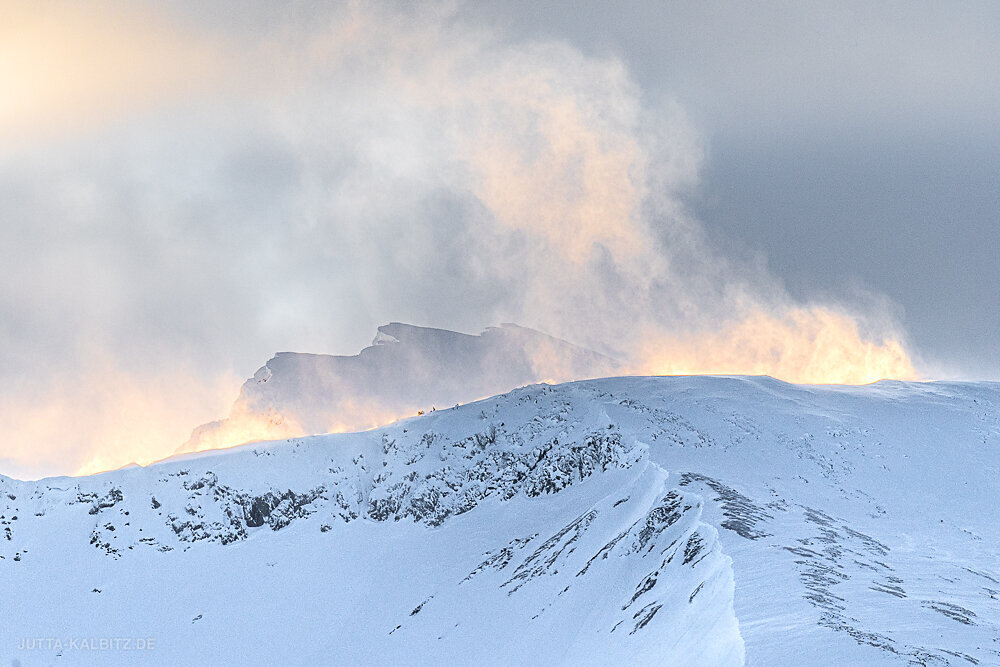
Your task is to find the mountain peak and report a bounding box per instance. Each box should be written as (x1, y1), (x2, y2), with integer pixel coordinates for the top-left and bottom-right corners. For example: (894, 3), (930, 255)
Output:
(176, 322), (622, 456)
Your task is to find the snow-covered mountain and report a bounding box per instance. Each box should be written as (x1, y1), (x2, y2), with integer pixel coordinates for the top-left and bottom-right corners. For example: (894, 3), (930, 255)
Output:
(3, 373), (999, 665)
(177, 322), (621, 455)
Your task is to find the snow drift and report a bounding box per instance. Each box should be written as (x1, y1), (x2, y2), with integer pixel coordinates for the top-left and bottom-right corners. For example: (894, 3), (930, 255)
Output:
(3, 372), (999, 665)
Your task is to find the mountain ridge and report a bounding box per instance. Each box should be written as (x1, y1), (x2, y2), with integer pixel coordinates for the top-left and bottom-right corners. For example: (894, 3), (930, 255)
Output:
(3, 375), (998, 664)
(176, 322), (623, 456)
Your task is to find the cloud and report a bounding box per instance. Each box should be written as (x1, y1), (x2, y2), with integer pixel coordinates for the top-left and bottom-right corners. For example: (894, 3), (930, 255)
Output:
(0, 0), (237, 147)
(0, 358), (240, 479)
(0, 2), (916, 478)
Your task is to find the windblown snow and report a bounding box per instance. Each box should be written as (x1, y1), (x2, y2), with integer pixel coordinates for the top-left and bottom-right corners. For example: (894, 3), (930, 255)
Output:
(177, 322), (621, 455)
(2, 333), (999, 665)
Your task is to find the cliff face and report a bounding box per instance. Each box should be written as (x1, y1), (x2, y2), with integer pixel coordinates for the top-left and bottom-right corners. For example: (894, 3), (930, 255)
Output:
(177, 322), (622, 455)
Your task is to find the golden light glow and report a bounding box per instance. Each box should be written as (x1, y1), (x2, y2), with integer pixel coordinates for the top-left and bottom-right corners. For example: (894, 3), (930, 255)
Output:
(170, 308), (917, 467)
(0, 1), (229, 146)
(175, 397), (431, 458)
(14, 306), (915, 479)
(0, 364), (241, 478)
(0, 3), (922, 481)
(174, 411), (305, 460)
(634, 306), (917, 385)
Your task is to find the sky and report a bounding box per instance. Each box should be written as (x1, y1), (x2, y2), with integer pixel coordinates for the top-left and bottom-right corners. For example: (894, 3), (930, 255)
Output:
(1, 1), (997, 478)
(466, 1), (1000, 378)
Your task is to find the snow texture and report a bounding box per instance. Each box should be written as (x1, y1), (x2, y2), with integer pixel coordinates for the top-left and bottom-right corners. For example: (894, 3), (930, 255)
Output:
(3, 373), (1000, 664)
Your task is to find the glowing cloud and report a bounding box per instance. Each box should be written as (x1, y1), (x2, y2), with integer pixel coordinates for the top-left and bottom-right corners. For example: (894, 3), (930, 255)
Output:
(263, 4), (915, 382)
(0, 2), (919, 478)
(636, 307), (915, 385)
(0, 1), (233, 146)
(0, 361), (240, 479)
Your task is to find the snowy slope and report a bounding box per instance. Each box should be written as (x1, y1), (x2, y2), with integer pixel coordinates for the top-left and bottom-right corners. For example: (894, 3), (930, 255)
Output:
(3, 376), (1000, 665)
(177, 322), (621, 455)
